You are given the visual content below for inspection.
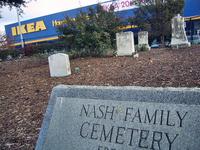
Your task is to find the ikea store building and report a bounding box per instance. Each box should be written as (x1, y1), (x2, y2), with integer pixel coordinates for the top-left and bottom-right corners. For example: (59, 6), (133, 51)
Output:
(5, 0), (200, 46)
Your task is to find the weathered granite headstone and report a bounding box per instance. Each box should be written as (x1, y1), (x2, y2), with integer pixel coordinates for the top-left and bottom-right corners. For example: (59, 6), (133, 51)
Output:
(116, 32), (135, 56)
(36, 85), (200, 150)
(48, 53), (71, 77)
(138, 31), (150, 50)
(171, 14), (191, 48)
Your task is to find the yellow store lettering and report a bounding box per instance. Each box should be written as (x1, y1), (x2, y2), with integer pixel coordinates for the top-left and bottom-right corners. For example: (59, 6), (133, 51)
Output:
(11, 20), (47, 36)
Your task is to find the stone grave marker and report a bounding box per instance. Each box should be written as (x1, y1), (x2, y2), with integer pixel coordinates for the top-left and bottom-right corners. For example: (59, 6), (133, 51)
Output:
(170, 14), (191, 48)
(36, 85), (200, 150)
(116, 32), (135, 56)
(48, 53), (71, 77)
(138, 31), (150, 50)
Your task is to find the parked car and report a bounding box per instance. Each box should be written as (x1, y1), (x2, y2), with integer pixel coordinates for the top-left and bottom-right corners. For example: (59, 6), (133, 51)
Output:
(150, 39), (160, 48)
(187, 35), (200, 44)
(150, 39), (171, 48)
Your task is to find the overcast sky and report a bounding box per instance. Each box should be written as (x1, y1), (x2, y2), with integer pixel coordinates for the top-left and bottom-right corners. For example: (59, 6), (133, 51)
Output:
(0, 0), (109, 33)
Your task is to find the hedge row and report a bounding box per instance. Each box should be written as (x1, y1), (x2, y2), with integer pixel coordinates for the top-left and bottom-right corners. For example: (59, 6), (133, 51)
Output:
(0, 49), (21, 60)
(23, 41), (68, 56)
(0, 41), (68, 60)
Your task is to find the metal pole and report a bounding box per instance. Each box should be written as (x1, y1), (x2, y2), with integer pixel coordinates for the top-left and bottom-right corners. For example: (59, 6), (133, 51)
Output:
(16, 7), (24, 48)
(79, 0), (82, 7)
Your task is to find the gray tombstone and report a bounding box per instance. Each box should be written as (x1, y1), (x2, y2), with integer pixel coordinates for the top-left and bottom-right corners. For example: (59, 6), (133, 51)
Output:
(36, 85), (200, 150)
(170, 14), (191, 48)
(48, 53), (71, 77)
(138, 31), (150, 50)
(116, 32), (135, 56)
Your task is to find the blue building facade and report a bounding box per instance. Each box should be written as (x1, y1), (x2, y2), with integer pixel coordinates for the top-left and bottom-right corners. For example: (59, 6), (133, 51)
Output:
(5, 0), (200, 46)
(5, 5), (95, 46)
(184, 0), (200, 44)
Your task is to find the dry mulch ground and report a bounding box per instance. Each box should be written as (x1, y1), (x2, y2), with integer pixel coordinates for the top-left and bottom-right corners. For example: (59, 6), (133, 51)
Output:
(0, 46), (200, 149)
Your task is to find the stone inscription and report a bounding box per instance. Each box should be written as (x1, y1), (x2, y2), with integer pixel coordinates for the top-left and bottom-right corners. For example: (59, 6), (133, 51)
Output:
(42, 98), (200, 150)
(79, 104), (187, 150)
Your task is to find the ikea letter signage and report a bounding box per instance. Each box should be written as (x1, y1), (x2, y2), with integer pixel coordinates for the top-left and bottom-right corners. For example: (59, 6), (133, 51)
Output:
(11, 20), (47, 36)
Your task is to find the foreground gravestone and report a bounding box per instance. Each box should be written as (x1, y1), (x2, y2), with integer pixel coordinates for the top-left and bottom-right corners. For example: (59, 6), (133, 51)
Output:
(48, 53), (71, 77)
(138, 31), (150, 50)
(170, 14), (191, 48)
(36, 85), (200, 150)
(116, 32), (135, 56)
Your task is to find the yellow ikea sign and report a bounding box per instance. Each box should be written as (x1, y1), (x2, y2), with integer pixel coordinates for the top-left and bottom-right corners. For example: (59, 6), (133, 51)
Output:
(11, 20), (47, 36)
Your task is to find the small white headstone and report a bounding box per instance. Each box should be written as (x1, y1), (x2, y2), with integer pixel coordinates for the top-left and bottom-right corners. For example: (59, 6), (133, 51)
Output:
(48, 53), (71, 77)
(116, 31), (135, 56)
(138, 31), (150, 50)
(171, 14), (191, 48)
(133, 53), (139, 58)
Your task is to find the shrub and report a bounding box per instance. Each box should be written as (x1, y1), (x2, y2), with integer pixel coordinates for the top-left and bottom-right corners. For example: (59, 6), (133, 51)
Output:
(23, 40), (68, 56)
(0, 49), (21, 60)
(58, 5), (122, 57)
(34, 41), (68, 53)
(23, 44), (35, 56)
